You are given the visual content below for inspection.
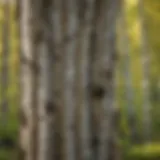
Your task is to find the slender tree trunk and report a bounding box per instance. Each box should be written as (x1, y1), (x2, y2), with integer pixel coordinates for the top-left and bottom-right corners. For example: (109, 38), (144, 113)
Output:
(51, 1), (64, 159)
(37, 33), (49, 160)
(119, 4), (137, 143)
(19, 0), (40, 159)
(0, 0), (10, 127)
(37, 36), (54, 160)
(89, 0), (120, 160)
(75, 1), (95, 160)
(107, 107), (121, 160)
(52, 1), (78, 160)
(61, 1), (78, 159)
(37, 1), (55, 160)
(138, 0), (151, 142)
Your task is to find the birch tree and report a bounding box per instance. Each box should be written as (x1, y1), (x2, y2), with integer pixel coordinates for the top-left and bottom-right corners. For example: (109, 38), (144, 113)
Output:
(119, 2), (137, 143)
(18, 0), (120, 160)
(74, 1), (94, 160)
(19, 0), (41, 159)
(138, 0), (151, 142)
(51, 1), (78, 160)
(89, 0), (120, 160)
(37, 1), (55, 160)
(19, 0), (56, 160)
(62, 1), (78, 159)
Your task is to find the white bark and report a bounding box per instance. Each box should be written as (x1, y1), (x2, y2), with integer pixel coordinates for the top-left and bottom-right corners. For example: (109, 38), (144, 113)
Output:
(19, 0), (39, 159)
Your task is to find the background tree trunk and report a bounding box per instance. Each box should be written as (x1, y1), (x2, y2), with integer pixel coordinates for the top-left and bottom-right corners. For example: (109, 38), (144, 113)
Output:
(138, 0), (151, 143)
(119, 3), (137, 143)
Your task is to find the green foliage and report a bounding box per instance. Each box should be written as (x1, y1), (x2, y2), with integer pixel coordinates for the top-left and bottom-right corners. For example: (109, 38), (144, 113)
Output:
(0, 3), (19, 160)
(126, 144), (160, 160)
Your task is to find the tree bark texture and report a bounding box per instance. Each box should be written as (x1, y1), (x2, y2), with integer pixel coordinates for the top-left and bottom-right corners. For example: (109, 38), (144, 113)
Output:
(18, 0), (120, 160)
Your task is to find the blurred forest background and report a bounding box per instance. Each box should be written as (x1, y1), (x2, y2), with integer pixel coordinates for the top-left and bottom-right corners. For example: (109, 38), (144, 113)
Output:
(0, 0), (160, 160)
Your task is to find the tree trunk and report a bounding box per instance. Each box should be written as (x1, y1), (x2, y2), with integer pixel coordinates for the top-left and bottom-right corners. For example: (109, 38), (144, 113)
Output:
(51, 1), (64, 159)
(89, 0), (120, 160)
(37, 1), (55, 160)
(138, 0), (151, 143)
(75, 1), (94, 160)
(52, 1), (78, 160)
(19, 0), (40, 159)
(18, 0), (120, 160)
(118, 4), (137, 143)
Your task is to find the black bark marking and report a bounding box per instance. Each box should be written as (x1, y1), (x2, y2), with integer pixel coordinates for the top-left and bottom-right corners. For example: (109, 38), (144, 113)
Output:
(91, 85), (106, 99)
(91, 136), (99, 148)
(45, 101), (55, 115)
